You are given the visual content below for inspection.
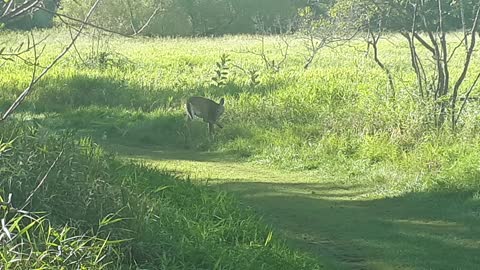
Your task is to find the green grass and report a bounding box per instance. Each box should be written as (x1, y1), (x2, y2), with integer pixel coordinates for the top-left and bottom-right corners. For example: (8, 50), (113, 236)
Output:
(110, 144), (480, 270)
(2, 31), (479, 193)
(1, 29), (480, 269)
(0, 121), (322, 269)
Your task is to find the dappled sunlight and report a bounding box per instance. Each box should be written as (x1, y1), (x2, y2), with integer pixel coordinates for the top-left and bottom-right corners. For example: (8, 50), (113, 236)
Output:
(389, 219), (480, 250)
(112, 145), (479, 269)
(393, 219), (466, 232)
(3, 0), (480, 268)
(235, 189), (480, 269)
(104, 142), (480, 269)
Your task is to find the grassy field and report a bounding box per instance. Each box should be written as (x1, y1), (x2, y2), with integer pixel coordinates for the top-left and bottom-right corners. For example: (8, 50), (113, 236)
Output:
(1, 29), (480, 269)
(113, 144), (480, 270)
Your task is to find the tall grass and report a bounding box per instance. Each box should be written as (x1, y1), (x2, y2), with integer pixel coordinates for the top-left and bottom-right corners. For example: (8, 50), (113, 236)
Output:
(0, 121), (321, 269)
(1, 30), (480, 193)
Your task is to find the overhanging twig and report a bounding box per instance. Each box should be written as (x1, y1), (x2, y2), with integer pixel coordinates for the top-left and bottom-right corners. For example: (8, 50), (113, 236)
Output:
(21, 149), (64, 210)
(455, 72), (480, 127)
(0, 0), (102, 122)
(38, 3), (163, 37)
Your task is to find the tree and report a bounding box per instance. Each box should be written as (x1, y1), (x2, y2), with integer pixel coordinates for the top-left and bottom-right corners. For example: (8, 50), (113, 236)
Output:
(297, 1), (357, 69)
(332, 0), (480, 128)
(1, 0), (161, 121)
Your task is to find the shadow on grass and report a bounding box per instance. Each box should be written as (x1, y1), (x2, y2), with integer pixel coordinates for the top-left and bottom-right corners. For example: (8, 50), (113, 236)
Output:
(215, 181), (480, 270)
(6, 72), (263, 150)
(32, 105), (246, 151)
(109, 144), (480, 269)
(19, 73), (283, 113)
(106, 143), (242, 163)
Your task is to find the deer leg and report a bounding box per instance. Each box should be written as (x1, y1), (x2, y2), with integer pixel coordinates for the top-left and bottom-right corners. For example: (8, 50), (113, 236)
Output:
(184, 115), (192, 148)
(208, 122), (215, 138)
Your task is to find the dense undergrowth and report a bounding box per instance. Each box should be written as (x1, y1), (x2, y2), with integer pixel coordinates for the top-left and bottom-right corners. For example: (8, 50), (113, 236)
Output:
(3, 31), (477, 193)
(1, 30), (480, 267)
(0, 121), (321, 269)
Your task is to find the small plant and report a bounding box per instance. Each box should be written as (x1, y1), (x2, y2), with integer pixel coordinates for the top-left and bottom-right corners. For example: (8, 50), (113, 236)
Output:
(232, 63), (261, 87)
(247, 68), (261, 87)
(211, 53), (230, 87)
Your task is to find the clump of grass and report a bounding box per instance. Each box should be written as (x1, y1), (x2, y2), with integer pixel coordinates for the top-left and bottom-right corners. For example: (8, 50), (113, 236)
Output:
(0, 121), (322, 269)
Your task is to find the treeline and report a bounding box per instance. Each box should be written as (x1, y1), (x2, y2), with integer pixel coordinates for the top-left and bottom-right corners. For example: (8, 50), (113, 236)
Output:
(6, 0), (479, 36)
(16, 0), (310, 36)
(64, 0), (314, 36)
(8, 0), (333, 36)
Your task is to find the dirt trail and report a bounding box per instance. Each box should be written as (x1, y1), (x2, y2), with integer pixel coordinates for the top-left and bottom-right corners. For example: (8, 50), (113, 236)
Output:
(112, 145), (480, 270)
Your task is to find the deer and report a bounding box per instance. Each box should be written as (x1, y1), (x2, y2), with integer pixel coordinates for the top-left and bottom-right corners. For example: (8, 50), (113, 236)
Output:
(185, 96), (225, 138)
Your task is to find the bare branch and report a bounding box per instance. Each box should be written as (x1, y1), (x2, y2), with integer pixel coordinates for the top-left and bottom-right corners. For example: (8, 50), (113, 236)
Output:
(447, 36), (467, 63)
(38, 6), (132, 38)
(413, 34), (435, 55)
(0, 34), (50, 61)
(368, 31), (395, 98)
(451, 4), (480, 128)
(21, 149), (64, 210)
(38, 3), (162, 38)
(0, 0), (102, 122)
(0, 0), (42, 23)
(132, 4), (163, 36)
(455, 72), (480, 127)
(459, 0), (468, 49)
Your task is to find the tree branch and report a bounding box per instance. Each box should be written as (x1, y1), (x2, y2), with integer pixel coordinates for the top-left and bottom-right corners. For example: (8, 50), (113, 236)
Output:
(0, 0), (102, 122)
(38, 3), (162, 38)
(0, 0), (42, 23)
(451, 4), (480, 128)
(455, 72), (480, 127)
(21, 149), (64, 210)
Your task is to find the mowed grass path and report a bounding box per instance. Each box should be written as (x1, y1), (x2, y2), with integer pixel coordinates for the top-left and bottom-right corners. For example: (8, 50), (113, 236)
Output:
(110, 144), (480, 270)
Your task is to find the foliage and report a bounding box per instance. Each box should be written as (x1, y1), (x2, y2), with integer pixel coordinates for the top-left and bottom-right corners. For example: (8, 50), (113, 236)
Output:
(330, 0), (480, 32)
(59, 0), (302, 36)
(211, 53), (230, 87)
(0, 120), (321, 269)
(330, 0), (480, 127)
(2, 24), (480, 268)
(1, 0), (59, 29)
(1, 29), (480, 200)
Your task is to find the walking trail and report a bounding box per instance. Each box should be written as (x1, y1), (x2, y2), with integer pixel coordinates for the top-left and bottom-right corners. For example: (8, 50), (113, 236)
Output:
(112, 144), (480, 270)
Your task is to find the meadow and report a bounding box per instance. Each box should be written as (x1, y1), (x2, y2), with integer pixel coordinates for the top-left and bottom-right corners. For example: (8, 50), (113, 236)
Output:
(1, 29), (480, 269)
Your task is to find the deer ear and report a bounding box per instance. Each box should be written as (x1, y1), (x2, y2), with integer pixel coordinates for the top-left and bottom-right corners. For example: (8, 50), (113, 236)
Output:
(219, 97), (225, 105)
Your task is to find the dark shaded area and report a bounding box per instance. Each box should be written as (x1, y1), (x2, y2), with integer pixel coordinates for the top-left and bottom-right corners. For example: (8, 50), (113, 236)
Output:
(111, 144), (480, 270)
(3, 0), (59, 29)
(106, 144), (242, 163)
(217, 181), (480, 270)
(2, 72), (273, 149)
(5, 72), (283, 113)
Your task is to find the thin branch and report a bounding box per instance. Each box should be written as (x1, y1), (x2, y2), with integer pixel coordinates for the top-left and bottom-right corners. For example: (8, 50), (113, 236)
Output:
(38, 3), (162, 37)
(455, 72), (480, 127)
(62, 16), (88, 65)
(21, 149), (64, 210)
(0, 0), (42, 23)
(447, 35), (467, 63)
(1, 0), (15, 17)
(451, 4), (480, 128)
(123, 0), (138, 33)
(0, 0), (102, 122)
(38, 6), (132, 38)
(413, 33), (435, 55)
(459, 0), (468, 49)
(0, 34), (50, 59)
(132, 4), (163, 36)
(369, 31), (395, 98)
